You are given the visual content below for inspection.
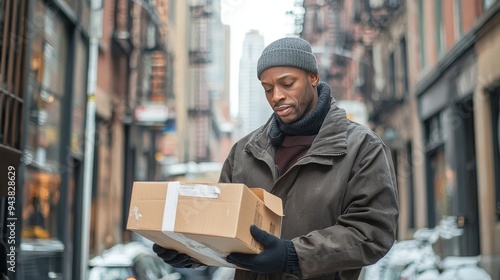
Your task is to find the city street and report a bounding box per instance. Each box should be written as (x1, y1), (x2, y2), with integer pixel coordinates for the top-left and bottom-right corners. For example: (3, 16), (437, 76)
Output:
(1, 0), (500, 279)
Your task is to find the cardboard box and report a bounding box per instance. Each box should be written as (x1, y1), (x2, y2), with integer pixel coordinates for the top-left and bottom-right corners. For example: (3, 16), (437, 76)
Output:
(126, 181), (283, 268)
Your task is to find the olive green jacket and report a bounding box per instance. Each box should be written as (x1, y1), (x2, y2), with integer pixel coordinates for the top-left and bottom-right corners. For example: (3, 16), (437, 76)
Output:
(219, 96), (399, 280)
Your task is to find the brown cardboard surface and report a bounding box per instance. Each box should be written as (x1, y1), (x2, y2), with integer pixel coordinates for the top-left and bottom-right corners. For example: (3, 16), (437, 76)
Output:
(126, 181), (283, 268)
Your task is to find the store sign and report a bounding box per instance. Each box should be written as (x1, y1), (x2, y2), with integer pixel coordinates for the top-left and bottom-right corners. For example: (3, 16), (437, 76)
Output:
(134, 103), (169, 126)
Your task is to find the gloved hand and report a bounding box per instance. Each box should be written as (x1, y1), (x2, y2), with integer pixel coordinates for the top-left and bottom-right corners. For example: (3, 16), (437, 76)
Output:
(226, 225), (301, 275)
(152, 243), (204, 268)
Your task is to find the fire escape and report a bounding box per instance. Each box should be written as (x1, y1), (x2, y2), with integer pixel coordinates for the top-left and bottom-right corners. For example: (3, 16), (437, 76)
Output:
(301, 0), (356, 100)
(188, 1), (212, 162)
(356, 0), (404, 123)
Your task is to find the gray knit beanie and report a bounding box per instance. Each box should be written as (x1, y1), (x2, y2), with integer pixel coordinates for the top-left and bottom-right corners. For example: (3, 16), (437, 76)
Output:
(257, 37), (319, 79)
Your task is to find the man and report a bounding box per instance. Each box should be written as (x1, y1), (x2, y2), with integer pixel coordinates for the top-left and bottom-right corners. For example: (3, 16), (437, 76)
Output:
(153, 37), (399, 279)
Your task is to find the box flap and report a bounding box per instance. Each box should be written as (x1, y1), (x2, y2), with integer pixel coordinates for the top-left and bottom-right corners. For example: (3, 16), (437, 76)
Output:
(250, 188), (283, 216)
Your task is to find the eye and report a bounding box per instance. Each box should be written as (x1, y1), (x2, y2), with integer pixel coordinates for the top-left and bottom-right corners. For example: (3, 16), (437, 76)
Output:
(284, 82), (294, 88)
(264, 88), (273, 94)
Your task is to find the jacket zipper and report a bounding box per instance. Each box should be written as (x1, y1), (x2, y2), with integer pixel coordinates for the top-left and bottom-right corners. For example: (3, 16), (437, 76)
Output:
(302, 152), (347, 158)
(293, 151), (347, 169)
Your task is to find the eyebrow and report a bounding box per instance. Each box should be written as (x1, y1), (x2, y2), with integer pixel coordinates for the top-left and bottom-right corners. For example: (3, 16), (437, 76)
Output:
(261, 74), (295, 86)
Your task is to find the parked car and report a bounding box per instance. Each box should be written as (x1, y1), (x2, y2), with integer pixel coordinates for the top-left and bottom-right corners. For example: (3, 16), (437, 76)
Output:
(88, 241), (182, 280)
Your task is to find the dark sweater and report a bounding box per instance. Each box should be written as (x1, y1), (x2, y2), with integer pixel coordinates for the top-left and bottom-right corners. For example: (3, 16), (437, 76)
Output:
(275, 134), (316, 177)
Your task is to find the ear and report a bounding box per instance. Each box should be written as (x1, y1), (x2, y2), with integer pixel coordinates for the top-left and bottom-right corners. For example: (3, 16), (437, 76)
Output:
(309, 73), (320, 87)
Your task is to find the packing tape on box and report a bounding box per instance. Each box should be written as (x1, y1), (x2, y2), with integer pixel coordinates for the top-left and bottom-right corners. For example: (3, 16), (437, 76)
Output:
(178, 184), (221, 198)
(162, 181), (234, 267)
(163, 181), (221, 230)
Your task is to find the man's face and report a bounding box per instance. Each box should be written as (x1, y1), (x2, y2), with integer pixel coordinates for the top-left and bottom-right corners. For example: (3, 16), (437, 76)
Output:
(260, 67), (320, 124)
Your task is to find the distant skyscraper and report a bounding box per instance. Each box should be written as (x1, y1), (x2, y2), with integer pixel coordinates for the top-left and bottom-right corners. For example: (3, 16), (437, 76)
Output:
(235, 30), (273, 141)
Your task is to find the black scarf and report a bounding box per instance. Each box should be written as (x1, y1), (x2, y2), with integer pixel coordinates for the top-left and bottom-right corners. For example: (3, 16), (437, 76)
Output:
(269, 82), (332, 146)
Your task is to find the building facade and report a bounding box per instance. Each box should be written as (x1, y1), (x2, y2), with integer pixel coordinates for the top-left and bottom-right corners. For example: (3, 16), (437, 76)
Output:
(0, 0), (174, 279)
(300, 0), (500, 278)
(20, 0), (92, 278)
(356, 0), (418, 240)
(301, 0), (370, 126)
(409, 0), (500, 276)
(167, 0), (232, 168)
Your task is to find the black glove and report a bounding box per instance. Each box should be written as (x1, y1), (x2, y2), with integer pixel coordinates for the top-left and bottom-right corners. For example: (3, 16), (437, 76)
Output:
(152, 243), (204, 268)
(226, 225), (301, 275)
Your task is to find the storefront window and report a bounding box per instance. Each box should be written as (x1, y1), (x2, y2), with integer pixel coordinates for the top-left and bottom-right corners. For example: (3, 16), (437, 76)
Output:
(22, 168), (61, 239)
(429, 147), (453, 224)
(22, 0), (68, 240)
(425, 113), (447, 226)
(26, 92), (62, 169)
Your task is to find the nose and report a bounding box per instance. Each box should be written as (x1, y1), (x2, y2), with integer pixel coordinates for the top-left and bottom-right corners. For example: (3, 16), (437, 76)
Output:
(271, 87), (285, 103)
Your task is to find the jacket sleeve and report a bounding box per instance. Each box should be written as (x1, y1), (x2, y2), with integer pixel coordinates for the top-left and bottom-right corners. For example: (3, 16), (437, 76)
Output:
(218, 143), (237, 183)
(292, 142), (399, 279)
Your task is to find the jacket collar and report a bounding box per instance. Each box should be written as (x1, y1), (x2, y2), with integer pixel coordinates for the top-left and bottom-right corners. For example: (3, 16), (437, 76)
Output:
(245, 85), (349, 158)
(310, 100), (348, 156)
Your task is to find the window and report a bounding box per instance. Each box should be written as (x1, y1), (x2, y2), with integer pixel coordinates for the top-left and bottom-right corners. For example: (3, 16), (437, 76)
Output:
(484, 0), (497, 10)
(385, 38), (409, 101)
(169, 0), (176, 23)
(146, 21), (157, 49)
(425, 113), (443, 149)
(400, 37), (409, 96)
(454, 0), (462, 40)
(435, 0), (445, 56)
(22, 0), (68, 240)
(424, 113), (445, 227)
(418, 0), (426, 68)
(389, 52), (396, 98)
(428, 146), (448, 227)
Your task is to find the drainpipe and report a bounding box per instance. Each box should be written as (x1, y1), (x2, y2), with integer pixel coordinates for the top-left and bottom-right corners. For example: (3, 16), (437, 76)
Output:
(80, 0), (103, 279)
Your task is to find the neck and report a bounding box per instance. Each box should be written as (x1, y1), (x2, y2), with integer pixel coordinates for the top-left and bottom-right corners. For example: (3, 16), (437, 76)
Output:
(269, 82), (332, 146)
